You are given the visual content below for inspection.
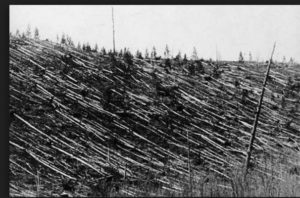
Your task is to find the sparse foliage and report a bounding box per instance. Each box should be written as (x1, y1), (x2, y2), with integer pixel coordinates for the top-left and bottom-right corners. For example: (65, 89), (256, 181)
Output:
(288, 57), (294, 66)
(151, 47), (157, 59)
(123, 47), (128, 54)
(66, 35), (74, 47)
(191, 47), (198, 61)
(124, 50), (134, 65)
(135, 50), (143, 59)
(56, 35), (59, 43)
(282, 56), (286, 63)
(15, 29), (20, 37)
(118, 49), (123, 57)
(61, 34), (66, 45)
(239, 51), (244, 63)
(34, 27), (40, 40)
(164, 44), (170, 59)
(249, 52), (252, 62)
(85, 43), (92, 52)
(175, 51), (182, 61)
(25, 24), (32, 38)
(77, 42), (81, 50)
(101, 47), (107, 55)
(195, 60), (204, 74)
(144, 49), (149, 59)
(94, 43), (99, 52)
(183, 54), (188, 64)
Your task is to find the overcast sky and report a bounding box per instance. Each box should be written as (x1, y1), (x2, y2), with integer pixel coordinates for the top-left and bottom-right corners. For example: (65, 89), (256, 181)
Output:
(9, 5), (300, 62)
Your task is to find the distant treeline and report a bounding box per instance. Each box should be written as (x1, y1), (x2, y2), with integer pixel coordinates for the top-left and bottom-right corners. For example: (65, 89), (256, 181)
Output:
(11, 24), (297, 65)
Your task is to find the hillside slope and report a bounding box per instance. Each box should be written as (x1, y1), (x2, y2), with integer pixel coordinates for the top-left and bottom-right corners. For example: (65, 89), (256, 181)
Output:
(9, 36), (300, 196)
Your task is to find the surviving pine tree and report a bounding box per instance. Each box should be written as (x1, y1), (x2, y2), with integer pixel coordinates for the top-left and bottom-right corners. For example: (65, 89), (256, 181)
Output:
(135, 50), (143, 59)
(191, 47), (198, 60)
(93, 44), (99, 52)
(164, 45), (170, 59)
(56, 35), (60, 43)
(85, 43), (92, 52)
(145, 49), (150, 59)
(15, 29), (20, 37)
(119, 49), (123, 57)
(151, 47), (157, 59)
(101, 47), (106, 55)
(34, 27), (40, 40)
(175, 51), (182, 61)
(66, 35), (75, 47)
(183, 54), (188, 63)
(25, 24), (32, 38)
(249, 52), (252, 62)
(124, 50), (134, 66)
(61, 34), (66, 45)
(239, 51), (244, 63)
(77, 42), (81, 50)
(282, 56), (286, 63)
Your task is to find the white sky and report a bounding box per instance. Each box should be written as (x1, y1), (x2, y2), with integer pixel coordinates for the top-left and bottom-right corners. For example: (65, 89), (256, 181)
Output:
(9, 5), (300, 62)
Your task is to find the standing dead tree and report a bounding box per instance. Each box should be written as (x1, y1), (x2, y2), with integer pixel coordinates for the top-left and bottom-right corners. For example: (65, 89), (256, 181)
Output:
(112, 7), (116, 54)
(244, 42), (276, 177)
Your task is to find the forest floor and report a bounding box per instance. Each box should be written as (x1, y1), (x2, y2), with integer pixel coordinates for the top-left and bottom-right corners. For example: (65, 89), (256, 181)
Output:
(9, 36), (300, 197)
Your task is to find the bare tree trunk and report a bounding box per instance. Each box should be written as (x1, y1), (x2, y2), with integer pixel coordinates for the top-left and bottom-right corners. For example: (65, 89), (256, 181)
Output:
(216, 44), (218, 63)
(111, 7), (116, 54)
(244, 42), (276, 178)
